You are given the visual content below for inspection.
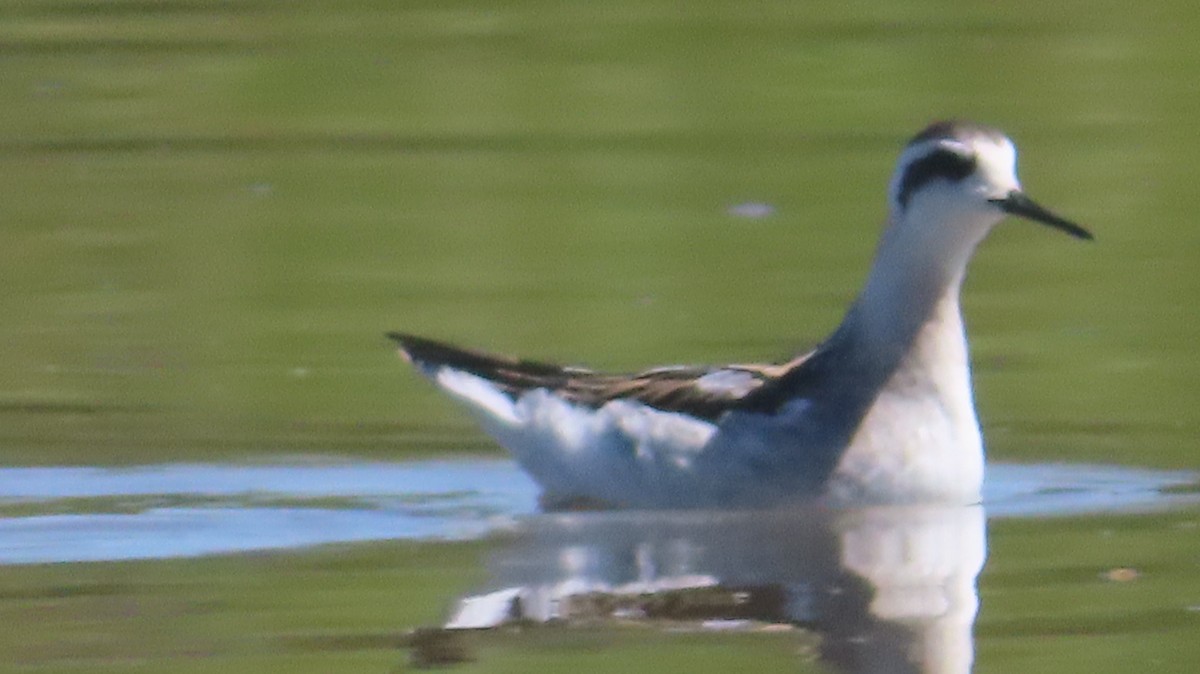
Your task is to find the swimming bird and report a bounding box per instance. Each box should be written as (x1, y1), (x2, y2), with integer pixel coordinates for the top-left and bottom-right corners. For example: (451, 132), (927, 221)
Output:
(388, 121), (1092, 509)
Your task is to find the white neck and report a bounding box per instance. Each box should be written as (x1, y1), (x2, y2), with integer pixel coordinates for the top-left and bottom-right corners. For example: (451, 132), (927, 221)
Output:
(815, 198), (996, 504)
(840, 193), (997, 368)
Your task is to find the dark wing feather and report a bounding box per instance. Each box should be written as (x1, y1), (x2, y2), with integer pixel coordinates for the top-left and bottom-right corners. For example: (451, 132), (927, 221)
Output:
(388, 332), (814, 422)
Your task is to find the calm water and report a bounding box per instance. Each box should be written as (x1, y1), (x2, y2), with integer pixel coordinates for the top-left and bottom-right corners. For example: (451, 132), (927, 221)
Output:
(0, 459), (1193, 565)
(0, 0), (1198, 672)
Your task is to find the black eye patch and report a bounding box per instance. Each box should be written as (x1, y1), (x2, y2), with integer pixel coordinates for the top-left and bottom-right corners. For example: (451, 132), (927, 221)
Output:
(896, 149), (977, 208)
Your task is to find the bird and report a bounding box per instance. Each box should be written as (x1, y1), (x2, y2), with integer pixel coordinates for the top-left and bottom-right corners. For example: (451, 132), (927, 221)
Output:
(388, 121), (1092, 510)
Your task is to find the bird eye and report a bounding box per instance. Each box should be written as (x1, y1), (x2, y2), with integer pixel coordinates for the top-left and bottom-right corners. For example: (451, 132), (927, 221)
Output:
(895, 149), (977, 207)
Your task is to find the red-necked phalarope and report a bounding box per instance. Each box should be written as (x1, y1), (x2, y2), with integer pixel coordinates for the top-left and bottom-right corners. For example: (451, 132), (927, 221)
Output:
(388, 121), (1092, 509)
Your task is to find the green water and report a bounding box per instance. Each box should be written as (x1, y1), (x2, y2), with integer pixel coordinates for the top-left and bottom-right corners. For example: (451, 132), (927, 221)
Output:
(0, 0), (1197, 671)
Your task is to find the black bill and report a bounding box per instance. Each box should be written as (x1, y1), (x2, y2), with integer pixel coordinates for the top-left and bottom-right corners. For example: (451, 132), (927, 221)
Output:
(989, 190), (1093, 240)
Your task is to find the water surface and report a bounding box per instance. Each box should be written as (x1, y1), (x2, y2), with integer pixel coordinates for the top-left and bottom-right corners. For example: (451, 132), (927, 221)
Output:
(0, 459), (1193, 565)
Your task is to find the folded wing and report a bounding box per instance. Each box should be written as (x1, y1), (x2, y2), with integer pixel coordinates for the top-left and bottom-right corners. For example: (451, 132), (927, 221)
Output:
(388, 332), (814, 422)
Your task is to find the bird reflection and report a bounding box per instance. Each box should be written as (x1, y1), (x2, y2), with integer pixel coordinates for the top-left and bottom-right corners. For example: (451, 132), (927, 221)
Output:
(436, 505), (985, 674)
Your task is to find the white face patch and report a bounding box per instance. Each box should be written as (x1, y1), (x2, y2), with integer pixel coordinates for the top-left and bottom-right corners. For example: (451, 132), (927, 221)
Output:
(967, 136), (1020, 199)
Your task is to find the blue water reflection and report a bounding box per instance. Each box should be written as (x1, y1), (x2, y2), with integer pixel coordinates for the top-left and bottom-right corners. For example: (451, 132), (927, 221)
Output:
(0, 460), (1193, 564)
